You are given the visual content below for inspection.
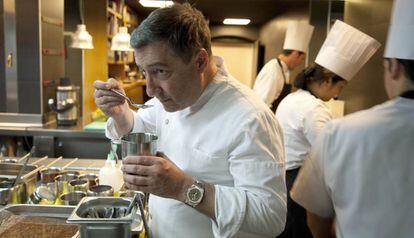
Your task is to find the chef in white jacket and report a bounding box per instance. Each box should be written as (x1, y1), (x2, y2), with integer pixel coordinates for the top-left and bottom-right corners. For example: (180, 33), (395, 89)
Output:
(94, 3), (286, 238)
(291, 0), (414, 237)
(275, 20), (380, 238)
(253, 21), (314, 112)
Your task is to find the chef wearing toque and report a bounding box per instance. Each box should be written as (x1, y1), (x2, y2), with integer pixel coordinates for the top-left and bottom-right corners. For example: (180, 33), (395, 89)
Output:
(291, 0), (414, 237)
(253, 21), (314, 112)
(276, 20), (380, 238)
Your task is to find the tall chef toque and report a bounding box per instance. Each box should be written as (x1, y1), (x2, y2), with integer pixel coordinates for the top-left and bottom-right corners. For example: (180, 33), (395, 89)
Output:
(315, 20), (381, 81)
(384, 0), (414, 60)
(283, 21), (314, 53)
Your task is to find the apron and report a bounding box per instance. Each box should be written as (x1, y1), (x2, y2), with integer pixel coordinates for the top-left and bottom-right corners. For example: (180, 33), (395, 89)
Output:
(271, 59), (291, 112)
(400, 90), (414, 99)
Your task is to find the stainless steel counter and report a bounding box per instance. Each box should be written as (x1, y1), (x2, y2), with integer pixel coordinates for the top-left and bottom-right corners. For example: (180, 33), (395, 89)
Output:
(0, 119), (106, 139)
(0, 120), (110, 159)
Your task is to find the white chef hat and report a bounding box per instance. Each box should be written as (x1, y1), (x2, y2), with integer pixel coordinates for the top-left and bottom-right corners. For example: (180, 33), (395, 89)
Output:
(315, 20), (381, 81)
(283, 21), (314, 53)
(384, 0), (414, 60)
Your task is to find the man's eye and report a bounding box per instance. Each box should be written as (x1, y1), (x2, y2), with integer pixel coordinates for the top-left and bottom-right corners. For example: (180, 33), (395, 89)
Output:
(155, 69), (166, 74)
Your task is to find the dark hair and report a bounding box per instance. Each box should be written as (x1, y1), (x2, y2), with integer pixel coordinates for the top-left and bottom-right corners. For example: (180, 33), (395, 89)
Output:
(294, 64), (345, 90)
(130, 3), (212, 63)
(397, 59), (414, 83)
(282, 49), (304, 56)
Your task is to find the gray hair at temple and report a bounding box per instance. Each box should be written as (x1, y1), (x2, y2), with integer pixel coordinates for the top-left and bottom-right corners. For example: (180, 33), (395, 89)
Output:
(130, 3), (212, 63)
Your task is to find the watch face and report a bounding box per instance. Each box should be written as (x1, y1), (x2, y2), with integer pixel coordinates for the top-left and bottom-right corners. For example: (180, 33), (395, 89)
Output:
(189, 188), (202, 202)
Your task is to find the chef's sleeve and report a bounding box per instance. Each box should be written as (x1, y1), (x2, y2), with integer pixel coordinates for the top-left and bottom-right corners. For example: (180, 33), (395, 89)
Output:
(303, 104), (333, 146)
(290, 125), (335, 218)
(253, 61), (283, 107)
(105, 98), (158, 139)
(211, 111), (287, 237)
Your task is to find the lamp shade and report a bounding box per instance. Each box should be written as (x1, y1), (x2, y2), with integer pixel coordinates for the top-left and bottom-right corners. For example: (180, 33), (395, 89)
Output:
(111, 27), (134, 52)
(70, 24), (94, 49)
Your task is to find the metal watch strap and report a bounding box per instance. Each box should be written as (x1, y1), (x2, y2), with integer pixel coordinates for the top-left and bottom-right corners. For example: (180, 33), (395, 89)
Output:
(184, 180), (204, 207)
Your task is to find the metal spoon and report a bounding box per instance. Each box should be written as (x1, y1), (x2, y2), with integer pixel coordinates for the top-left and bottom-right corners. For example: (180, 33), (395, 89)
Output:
(110, 89), (153, 109)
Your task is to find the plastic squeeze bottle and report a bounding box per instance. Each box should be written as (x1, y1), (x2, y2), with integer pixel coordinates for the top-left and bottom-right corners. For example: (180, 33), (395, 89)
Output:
(99, 153), (123, 195)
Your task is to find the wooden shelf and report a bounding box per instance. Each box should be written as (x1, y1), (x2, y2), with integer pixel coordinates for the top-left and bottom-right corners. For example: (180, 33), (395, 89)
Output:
(107, 8), (122, 19)
(108, 60), (134, 65)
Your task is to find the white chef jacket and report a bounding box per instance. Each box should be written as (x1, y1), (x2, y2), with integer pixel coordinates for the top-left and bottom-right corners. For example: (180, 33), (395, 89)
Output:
(106, 56), (287, 238)
(291, 96), (414, 238)
(275, 89), (332, 171)
(253, 59), (290, 107)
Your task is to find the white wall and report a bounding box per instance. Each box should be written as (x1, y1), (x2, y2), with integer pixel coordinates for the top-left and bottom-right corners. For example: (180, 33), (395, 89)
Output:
(212, 42), (258, 88)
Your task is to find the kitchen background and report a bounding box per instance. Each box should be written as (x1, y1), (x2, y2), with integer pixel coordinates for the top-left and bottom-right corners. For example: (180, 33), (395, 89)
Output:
(0, 0), (393, 159)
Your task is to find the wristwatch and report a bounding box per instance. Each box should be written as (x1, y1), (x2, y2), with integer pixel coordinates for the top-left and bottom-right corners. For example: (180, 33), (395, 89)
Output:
(184, 180), (204, 207)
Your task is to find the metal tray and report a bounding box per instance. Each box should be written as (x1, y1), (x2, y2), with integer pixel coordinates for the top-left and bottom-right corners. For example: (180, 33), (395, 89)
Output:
(1, 204), (75, 219)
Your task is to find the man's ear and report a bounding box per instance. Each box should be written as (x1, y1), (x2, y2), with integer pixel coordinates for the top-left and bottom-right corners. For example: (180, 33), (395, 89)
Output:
(389, 58), (402, 81)
(196, 49), (209, 72)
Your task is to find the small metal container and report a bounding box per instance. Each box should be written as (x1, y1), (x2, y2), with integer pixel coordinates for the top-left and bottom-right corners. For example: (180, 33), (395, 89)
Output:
(67, 197), (142, 238)
(55, 173), (78, 197)
(59, 191), (86, 205)
(87, 185), (114, 197)
(40, 167), (61, 183)
(121, 133), (158, 159)
(0, 181), (26, 204)
(0, 163), (39, 201)
(29, 185), (56, 204)
(69, 179), (89, 193)
(79, 174), (99, 187)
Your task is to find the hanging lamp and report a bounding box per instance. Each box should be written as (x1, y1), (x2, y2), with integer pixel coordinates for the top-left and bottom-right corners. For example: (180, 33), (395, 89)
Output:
(111, 26), (134, 51)
(111, 0), (134, 52)
(71, 0), (94, 49)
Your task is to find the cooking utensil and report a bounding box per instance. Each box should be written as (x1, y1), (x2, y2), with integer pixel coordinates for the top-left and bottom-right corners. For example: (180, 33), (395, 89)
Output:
(121, 133), (158, 159)
(55, 173), (79, 197)
(87, 185), (114, 197)
(40, 167), (61, 183)
(67, 197), (141, 238)
(29, 185), (56, 204)
(31, 156), (49, 165)
(45, 156), (63, 168)
(12, 147), (35, 188)
(79, 174), (99, 187)
(62, 158), (79, 170)
(136, 192), (151, 238)
(110, 88), (153, 109)
(59, 191), (86, 205)
(69, 179), (89, 193)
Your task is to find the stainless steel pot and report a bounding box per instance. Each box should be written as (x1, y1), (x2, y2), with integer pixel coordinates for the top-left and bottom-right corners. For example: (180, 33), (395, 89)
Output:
(0, 180), (26, 204)
(79, 173), (99, 187)
(55, 173), (78, 197)
(121, 133), (158, 158)
(0, 163), (40, 203)
(40, 167), (61, 183)
(59, 191), (86, 205)
(87, 185), (114, 197)
(69, 179), (89, 193)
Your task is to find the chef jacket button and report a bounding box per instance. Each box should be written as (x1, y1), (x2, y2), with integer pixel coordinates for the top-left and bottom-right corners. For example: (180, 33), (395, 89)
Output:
(165, 119), (169, 125)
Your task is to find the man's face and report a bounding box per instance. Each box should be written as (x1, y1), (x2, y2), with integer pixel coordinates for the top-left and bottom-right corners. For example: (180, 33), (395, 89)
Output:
(135, 41), (203, 112)
(289, 51), (306, 70)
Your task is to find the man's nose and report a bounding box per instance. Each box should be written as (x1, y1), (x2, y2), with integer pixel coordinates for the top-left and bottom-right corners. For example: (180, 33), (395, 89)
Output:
(145, 76), (159, 97)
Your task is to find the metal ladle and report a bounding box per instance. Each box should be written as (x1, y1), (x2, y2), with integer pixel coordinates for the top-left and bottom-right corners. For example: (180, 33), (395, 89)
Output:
(110, 89), (153, 109)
